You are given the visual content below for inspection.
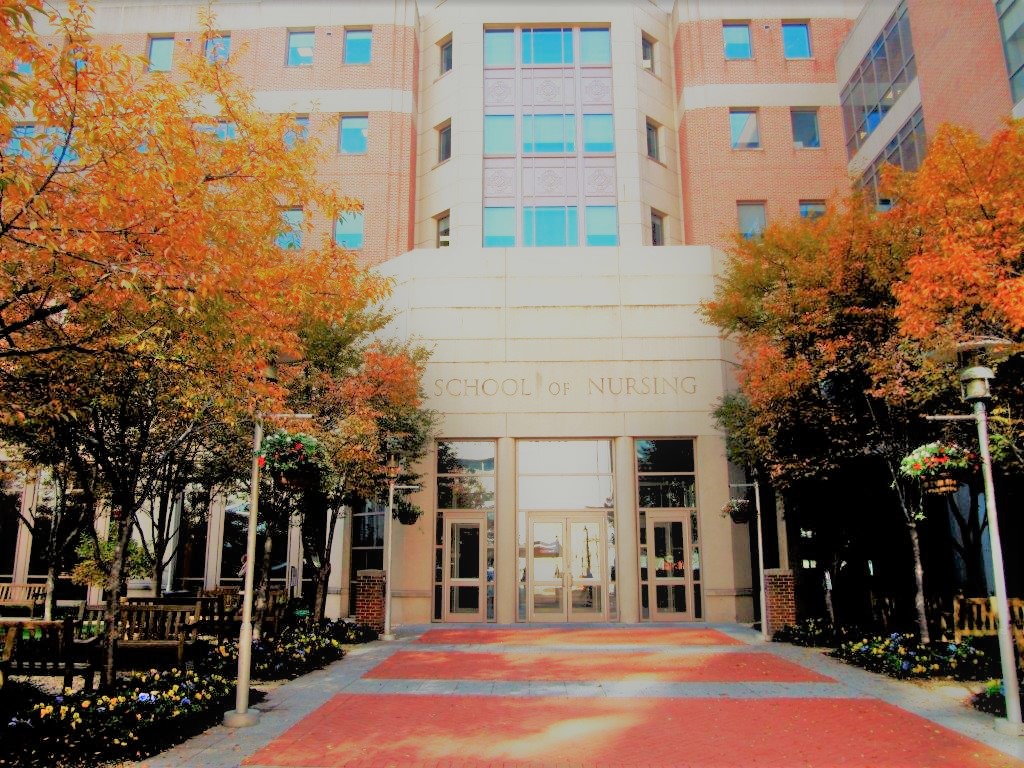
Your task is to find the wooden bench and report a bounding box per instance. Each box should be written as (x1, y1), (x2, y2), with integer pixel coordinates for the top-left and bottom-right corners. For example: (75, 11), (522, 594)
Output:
(126, 595), (234, 642)
(0, 583), (46, 617)
(0, 618), (98, 691)
(114, 603), (202, 669)
(953, 596), (1024, 670)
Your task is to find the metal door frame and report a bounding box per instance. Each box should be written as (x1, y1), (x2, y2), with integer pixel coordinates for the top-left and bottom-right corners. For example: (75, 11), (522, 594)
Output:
(442, 511), (486, 622)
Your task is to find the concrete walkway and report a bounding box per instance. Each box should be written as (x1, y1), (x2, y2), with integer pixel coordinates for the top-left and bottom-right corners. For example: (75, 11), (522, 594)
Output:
(137, 624), (1024, 767)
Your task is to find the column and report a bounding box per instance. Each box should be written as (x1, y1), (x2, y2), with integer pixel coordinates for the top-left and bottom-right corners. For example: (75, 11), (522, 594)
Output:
(12, 473), (37, 584)
(204, 494), (225, 589)
(325, 506), (347, 619)
(495, 437), (517, 623)
(614, 436), (639, 623)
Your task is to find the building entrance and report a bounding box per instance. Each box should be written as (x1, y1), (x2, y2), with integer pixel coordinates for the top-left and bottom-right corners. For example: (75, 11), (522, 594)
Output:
(527, 513), (607, 622)
(640, 511), (700, 620)
(442, 513), (487, 622)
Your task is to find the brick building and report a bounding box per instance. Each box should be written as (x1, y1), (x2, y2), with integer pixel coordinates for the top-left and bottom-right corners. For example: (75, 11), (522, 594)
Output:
(2, 0), (1022, 629)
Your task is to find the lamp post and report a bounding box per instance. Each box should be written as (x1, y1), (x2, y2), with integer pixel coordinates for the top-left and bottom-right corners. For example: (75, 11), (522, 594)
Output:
(958, 358), (1022, 735)
(730, 479), (767, 641)
(225, 412), (311, 729)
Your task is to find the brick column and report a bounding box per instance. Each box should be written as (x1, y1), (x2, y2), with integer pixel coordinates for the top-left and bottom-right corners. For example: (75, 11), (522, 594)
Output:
(763, 568), (796, 637)
(355, 569), (386, 632)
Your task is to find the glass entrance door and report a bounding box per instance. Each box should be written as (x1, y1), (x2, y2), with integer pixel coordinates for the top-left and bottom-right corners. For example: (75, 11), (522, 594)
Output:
(443, 515), (485, 621)
(642, 513), (696, 620)
(527, 515), (606, 622)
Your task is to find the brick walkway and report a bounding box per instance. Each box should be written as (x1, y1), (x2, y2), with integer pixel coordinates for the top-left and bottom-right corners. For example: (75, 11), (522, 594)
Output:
(226, 626), (1024, 768)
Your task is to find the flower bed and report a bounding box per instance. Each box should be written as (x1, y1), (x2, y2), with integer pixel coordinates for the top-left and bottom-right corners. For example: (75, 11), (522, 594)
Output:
(830, 633), (994, 680)
(772, 618), (856, 647)
(2, 668), (233, 767)
(971, 679), (1024, 716)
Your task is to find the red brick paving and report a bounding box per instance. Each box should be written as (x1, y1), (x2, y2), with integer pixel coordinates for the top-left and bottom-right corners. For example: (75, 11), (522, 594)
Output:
(366, 649), (833, 683)
(417, 627), (742, 647)
(245, 693), (1024, 768)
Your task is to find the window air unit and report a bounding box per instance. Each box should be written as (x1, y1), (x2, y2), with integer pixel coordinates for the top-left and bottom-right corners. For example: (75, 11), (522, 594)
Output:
(438, 235), (450, 247)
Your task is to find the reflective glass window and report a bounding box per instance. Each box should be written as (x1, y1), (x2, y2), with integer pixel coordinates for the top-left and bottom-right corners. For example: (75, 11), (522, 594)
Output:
(522, 114), (575, 153)
(782, 23), (811, 58)
(580, 28), (611, 64)
(792, 109), (820, 148)
(288, 30), (314, 66)
(519, 440), (613, 475)
(523, 206), (578, 247)
(651, 211), (665, 246)
(484, 29), (515, 66)
(339, 115), (368, 154)
(440, 39), (453, 74)
(723, 24), (751, 59)
(205, 35), (230, 63)
(646, 120), (660, 160)
(483, 207), (515, 247)
(800, 201), (826, 219)
(344, 30), (372, 64)
(738, 202), (766, 239)
(585, 206), (618, 246)
(438, 123), (451, 162)
(484, 115), (515, 154)
(148, 37), (174, 71)
(284, 116), (309, 149)
(334, 211), (364, 249)
(582, 114), (614, 152)
(730, 110), (760, 149)
(277, 209), (302, 249)
(522, 28), (574, 64)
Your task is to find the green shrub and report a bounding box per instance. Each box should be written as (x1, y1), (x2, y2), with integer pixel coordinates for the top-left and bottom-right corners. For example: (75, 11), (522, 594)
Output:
(203, 622), (347, 680)
(2, 668), (232, 767)
(830, 633), (994, 680)
(772, 618), (856, 647)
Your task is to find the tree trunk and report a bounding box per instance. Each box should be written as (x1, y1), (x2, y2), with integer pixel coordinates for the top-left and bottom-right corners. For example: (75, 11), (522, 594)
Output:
(313, 508), (341, 622)
(102, 516), (133, 688)
(44, 566), (57, 621)
(907, 521), (930, 644)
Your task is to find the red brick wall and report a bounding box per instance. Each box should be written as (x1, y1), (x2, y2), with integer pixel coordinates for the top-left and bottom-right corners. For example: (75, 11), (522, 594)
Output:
(355, 569), (386, 632)
(673, 16), (854, 248)
(764, 568), (796, 637)
(907, 0), (1013, 141)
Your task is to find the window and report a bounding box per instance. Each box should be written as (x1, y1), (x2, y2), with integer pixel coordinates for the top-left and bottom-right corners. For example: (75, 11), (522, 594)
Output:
(437, 122), (451, 163)
(646, 119), (661, 161)
(641, 33), (655, 73)
(339, 115), (368, 154)
(522, 28), (574, 65)
(484, 29), (514, 66)
(730, 110), (760, 149)
(277, 209), (303, 249)
(860, 107), (925, 204)
(782, 22), (811, 58)
(440, 38), (453, 74)
(651, 210), (665, 246)
(737, 202), (766, 239)
(197, 121), (236, 140)
(148, 36), (174, 71)
(580, 28), (611, 65)
(522, 114), (575, 153)
(582, 114), (614, 152)
(284, 116), (309, 149)
(800, 201), (826, 219)
(585, 206), (618, 246)
(484, 115), (515, 155)
(436, 212), (450, 247)
(483, 207), (515, 247)
(205, 34), (230, 63)
(334, 211), (365, 249)
(998, 0), (1024, 102)
(348, 500), (385, 615)
(791, 109), (820, 148)
(523, 206), (578, 246)
(344, 29), (371, 64)
(723, 23), (752, 59)
(288, 30), (314, 66)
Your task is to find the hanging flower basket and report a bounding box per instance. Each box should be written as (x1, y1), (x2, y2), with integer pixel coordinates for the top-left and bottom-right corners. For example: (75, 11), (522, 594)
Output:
(899, 441), (977, 495)
(722, 498), (752, 524)
(258, 431), (326, 489)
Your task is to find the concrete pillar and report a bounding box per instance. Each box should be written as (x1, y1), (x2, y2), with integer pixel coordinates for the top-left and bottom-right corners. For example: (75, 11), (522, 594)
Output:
(286, 515), (303, 598)
(614, 436), (640, 623)
(12, 473), (37, 583)
(204, 494), (225, 588)
(496, 437), (517, 623)
(325, 506), (347, 620)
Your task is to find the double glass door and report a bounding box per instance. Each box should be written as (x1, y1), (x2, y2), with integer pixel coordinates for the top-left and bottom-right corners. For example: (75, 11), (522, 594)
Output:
(528, 514), (606, 622)
(443, 514), (486, 621)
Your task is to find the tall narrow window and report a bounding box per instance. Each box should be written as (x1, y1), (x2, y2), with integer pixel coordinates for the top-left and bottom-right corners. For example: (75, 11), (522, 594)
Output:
(738, 202), (766, 239)
(723, 23), (752, 59)
(334, 211), (365, 249)
(440, 38), (453, 74)
(730, 110), (760, 149)
(148, 36), (174, 71)
(339, 115), (368, 154)
(284, 116), (309, 149)
(436, 212), (450, 247)
(484, 115), (515, 155)
(205, 34), (230, 63)
(344, 29), (372, 64)
(782, 22), (812, 58)
(523, 206), (578, 247)
(651, 210), (666, 246)
(641, 33), (655, 73)
(483, 207), (515, 247)
(438, 122), (452, 163)
(585, 206), (618, 246)
(791, 109), (820, 148)
(288, 30), (314, 66)
(646, 119), (661, 161)
(277, 209), (303, 249)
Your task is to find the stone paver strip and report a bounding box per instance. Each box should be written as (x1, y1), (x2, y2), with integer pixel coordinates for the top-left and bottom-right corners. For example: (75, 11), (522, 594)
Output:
(417, 627), (742, 647)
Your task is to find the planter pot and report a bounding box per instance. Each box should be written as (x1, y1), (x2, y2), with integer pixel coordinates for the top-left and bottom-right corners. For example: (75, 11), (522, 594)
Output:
(922, 474), (958, 495)
(729, 509), (751, 524)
